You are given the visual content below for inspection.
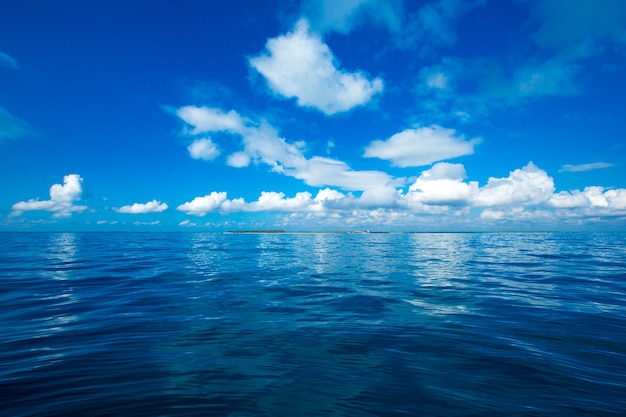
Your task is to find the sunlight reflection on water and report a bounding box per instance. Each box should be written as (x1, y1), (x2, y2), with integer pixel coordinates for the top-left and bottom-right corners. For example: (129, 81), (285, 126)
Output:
(2, 232), (626, 416)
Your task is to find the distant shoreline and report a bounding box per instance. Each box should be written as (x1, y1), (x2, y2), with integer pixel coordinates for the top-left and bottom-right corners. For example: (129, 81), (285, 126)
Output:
(224, 230), (383, 234)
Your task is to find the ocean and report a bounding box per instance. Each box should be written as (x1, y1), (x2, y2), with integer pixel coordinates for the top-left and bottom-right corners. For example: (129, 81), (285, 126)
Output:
(2, 232), (626, 416)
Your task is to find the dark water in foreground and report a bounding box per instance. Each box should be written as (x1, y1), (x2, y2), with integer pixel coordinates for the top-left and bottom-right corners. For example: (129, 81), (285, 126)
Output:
(2, 232), (626, 416)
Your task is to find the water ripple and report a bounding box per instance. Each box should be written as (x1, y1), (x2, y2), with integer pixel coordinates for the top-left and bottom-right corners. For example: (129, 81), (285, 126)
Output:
(1, 232), (626, 416)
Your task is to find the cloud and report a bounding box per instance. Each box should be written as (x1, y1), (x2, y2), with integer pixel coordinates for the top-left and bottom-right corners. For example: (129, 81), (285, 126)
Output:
(295, 156), (393, 190)
(227, 152), (251, 168)
(188, 138), (220, 160)
(133, 220), (160, 226)
(174, 161), (626, 229)
(11, 174), (88, 218)
(246, 191), (316, 212)
(179, 219), (198, 227)
(0, 107), (34, 141)
(301, 0), (402, 34)
(474, 162), (555, 207)
(0, 51), (19, 69)
(238, 121), (308, 174)
(176, 106), (245, 135)
(115, 200), (168, 214)
(406, 163), (478, 206)
(249, 19), (383, 115)
(559, 162), (615, 172)
(364, 125), (480, 167)
(174, 105), (392, 191)
(179, 188), (348, 217)
(177, 192), (228, 216)
(549, 186), (626, 210)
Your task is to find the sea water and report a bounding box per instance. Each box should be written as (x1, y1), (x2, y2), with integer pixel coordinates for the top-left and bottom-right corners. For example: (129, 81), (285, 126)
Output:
(1, 232), (626, 416)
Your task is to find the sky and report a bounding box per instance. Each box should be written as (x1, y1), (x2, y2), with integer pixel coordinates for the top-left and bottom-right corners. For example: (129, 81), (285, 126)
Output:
(1, 0), (626, 232)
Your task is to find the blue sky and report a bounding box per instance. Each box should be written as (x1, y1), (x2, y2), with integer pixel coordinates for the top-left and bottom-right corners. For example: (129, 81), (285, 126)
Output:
(1, 0), (625, 231)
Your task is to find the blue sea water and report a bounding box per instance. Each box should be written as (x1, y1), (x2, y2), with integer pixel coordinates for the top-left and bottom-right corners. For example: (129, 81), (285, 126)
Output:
(1, 232), (626, 416)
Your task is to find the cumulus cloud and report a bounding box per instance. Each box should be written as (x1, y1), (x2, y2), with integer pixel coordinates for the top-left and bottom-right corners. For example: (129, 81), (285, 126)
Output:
(559, 162), (615, 172)
(0, 51), (19, 69)
(549, 187), (626, 211)
(115, 200), (168, 214)
(364, 125), (480, 167)
(227, 152), (251, 168)
(177, 192), (228, 216)
(246, 191), (316, 212)
(249, 19), (383, 115)
(188, 138), (220, 161)
(238, 121), (307, 174)
(0, 107), (34, 141)
(175, 105), (392, 191)
(295, 156), (392, 191)
(175, 161), (626, 228)
(474, 162), (555, 207)
(11, 174), (88, 218)
(176, 106), (245, 135)
(406, 162), (478, 206)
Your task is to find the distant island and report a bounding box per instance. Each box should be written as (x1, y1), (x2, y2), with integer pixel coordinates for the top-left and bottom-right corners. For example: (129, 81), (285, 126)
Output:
(224, 230), (389, 234)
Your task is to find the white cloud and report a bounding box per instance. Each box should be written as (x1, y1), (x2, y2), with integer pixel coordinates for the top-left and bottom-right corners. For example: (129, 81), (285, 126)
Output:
(174, 160), (626, 229)
(133, 220), (160, 226)
(177, 192), (228, 216)
(172, 101), (625, 227)
(175, 106), (392, 191)
(0, 51), (19, 69)
(548, 189), (592, 208)
(474, 162), (555, 207)
(227, 152), (251, 168)
(549, 186), (626, 211)
(559, 162), (615, 172)
(188, 138), (220, 161)
(295, 156), (392, 191)
(0, 107), (34, 141)
(239, 121), (307, 173)
(359, 186), (400, 207)
(179, 219), (197, 227)
(249, 19), (383, 115)
(11, 174), (88, 218)
(364, 125), (480, 167)
(176, 106), (245, 135)
(50, 175), (83, 202)
(246, 191), (316, 212)
(406, 163), (478, 206)
(115, 200), (168, 214)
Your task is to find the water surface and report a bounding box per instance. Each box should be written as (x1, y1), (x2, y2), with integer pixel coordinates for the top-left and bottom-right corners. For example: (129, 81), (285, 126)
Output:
(2, 232), (626, 416)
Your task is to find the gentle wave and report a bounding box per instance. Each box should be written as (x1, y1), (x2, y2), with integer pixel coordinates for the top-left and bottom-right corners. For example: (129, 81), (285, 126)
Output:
(2, 232), (626, 416)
